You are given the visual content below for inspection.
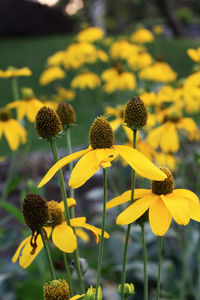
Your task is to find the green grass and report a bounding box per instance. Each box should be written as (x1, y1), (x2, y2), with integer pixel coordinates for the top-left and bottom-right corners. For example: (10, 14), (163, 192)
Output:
(0, 34), (200, 155)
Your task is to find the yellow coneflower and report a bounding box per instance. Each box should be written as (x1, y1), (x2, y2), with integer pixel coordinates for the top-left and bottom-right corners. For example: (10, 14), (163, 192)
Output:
(77, 27), (104, 43)
(152, 25), (164, 35)
(7, 88), (43, 123)
(12, 198), (109, 268)
(39, 66), (66, 86)
(0, 108), (26, 151)
(56, 87), (75, 101)
(127, 51), (153, 71)
(139, 62), (177, 82)
(130, 28), (154, 43)
(110, 40), (144, 61)
(0, 67), (32, 78)
(183, 71), (200, 113)
(107, 168), (200, 236)
(71, 72), (101, 90)
(38, 116), (166, 190)
(187, 47), (200, 63)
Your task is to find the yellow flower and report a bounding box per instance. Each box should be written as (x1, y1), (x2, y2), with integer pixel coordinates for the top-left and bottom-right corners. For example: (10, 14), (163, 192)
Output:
(139, 62), (177, 82)
(71, 72), (101, 90)
(38, 116), (166, 190)
(130, 28), (154, 43)
(127, 51), (153, 71)
(55, 87), (75, 101)
(152, 25), (164, 35)
(77, 27), (104, 42)
(12, 198), (109, 268)
(105, 105), (125, 131)
(107, 168), (200, 236)
(7, 95), (44, 123)
(187, 48), (200, 63)
(0, 108), (27, 151)
(39, 67), (66, 85)
(0, 67), (32, 78)
(154, 152), (176, 172)
(47, 51), (66, 66)
(147, 113), (200, 153)
(139, 91), (156, 106)
(101, 68), (136, 93)
(110, 40), (144, 60)
(183, 72), (200, 113)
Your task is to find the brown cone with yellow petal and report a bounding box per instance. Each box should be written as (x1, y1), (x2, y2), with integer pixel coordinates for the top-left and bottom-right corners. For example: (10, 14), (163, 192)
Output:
(43, 279), (70, 300)
(151, 168), (174, 195)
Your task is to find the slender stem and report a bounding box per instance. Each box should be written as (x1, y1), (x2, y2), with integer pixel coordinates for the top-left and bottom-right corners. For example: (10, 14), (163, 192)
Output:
(95, 168), (107, 300)
(156, 237), (163, 300)
(49, 138), (85, 293)
(63, 252), (74, 295)
(141, 224), (148, 300)
(40, 229), (56, 280)
(121, 130), (137, 300)
(11, 77), (20, 101)
(65, 127), (75, 217)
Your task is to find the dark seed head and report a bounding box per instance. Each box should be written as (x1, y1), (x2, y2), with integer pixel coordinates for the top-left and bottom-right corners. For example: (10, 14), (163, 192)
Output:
(124, 96), (148, 130)
(56, 102), (76, 126)
(43, 279), (70, 300)
(151, 168), (174, 195)
(35, 106), (62, 138)
(0, 109), (11, 121)
(89, 116), (114, 149)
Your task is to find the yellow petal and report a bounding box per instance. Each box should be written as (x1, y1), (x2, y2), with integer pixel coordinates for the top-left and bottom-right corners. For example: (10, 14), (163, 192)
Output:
(110, 118), (122, 131)
(173, 189), (200, 221)
(70, 295), (85, 300)
(70, 217), (87, 226)
(95, 148), (118, 167)
(106, 189), (151, 209)
(149, 196), (172, 236)
(117, 193), (157, 225)
(52, 222), (77, 253)
(81, 223), (110, 243)
(12, 236), (31, 263)
(75, 228), (90, 242)
(161, 194), (190, 225)
(160, 123), (179, 153)
(3, 121), (19, 151)
(38, 148), (90, 188)
(114, 145), (167, 180)
(187, 49), (199, 62)
(58, 198), (76, 212)
(69, 150), (100, 189)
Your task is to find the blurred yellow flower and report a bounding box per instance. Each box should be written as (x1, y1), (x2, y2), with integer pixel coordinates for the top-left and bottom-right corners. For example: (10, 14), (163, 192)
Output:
(139, 62), (177, 82)
(183, 72), (200, 113)
(187, 48), (200, 63)
(71, 72), (101, 89)
(77, 27), (104, 42)
(47, 51), (66, 66)
(0, 67), (32, 78)
(152, 25), (164, 35)
(139, 91), (156, 106)
(110, 40), (144, 60)
(147, 113), (200, 153)
(102, 68), (136, 93)
(154, 152), (176, 172)
(56, 87), (75, 101)
(0, 108), (26, 151)
(127, 51), (153, 71)
(107, 168), (200, 236)
(7, 91), (43, 123)
(39, 66), (66, 85)
(105, 105), (125, 131)
(130, 28), (154, 43)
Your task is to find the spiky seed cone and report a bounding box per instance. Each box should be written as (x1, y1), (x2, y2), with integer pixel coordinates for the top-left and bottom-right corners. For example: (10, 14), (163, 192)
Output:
(43, 279), (70, 300)
(47, 200), (64, 226)
(89, 116), (114, 149)
(35, 106), (62, 138)
(22, 193), (49, 232)
(56, 102), (76, 126)
(124, 96), (148, 130)
(151, 168), (174, 195)
(0, 109), (11, 121)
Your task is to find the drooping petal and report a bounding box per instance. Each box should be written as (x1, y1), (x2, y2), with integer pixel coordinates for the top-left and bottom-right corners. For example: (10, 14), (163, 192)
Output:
(106, 189), (151, 209)
(70, 217), (87, 226)
(149, 196), (172, 236)
(19, 227), (52, 268)
(161, 194), (190, 225)
(160, 123), (179, 153)
(58, 198), (76, 212)
(3, 121), (19, 151)
(117, 193), (157, 225)
(114, 145), (167, 180)
(38, 148), (90, 188)
(81, 223), (110, 243)
(52, 222), (77, 253)
(70, 294), (85, 300)
(173, 189), (200, 221)
(75, 228), (90, 242)
(12, 236), (31, 263)
(110, 118), (122, 131)
(69, 150), (101, 189)
(95, 148), (118, 167)
(10, 119), (27, 144)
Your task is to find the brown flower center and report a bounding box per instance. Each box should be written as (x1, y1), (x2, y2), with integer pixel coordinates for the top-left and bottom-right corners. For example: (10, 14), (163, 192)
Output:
(89, 116), (114, 149)
(151, 168), (174, 195)
(47, 200), (64, 226)
(0, 109), (11, 121)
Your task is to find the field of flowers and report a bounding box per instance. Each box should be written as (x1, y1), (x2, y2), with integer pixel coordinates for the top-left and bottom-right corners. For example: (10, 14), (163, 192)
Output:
(0, 26), (200, 300)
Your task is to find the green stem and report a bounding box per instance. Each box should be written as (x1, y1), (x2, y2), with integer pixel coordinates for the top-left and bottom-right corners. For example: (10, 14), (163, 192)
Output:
(141, 224), (148, 300)
(95, 168), (107, 300)
(40, 229), (56, 280)
(63, 252), (74, 295)
(121, 130), (137, 300)
(49, 137), (85, 293)
(11, 77), (20, 101)
(65, 127), (75, 217)
(156, 237), (163, 300)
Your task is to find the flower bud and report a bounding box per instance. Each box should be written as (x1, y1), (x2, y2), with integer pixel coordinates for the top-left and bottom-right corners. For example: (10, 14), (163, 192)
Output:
(118, 283), (135, 297)
(85, 286), (102, 300)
